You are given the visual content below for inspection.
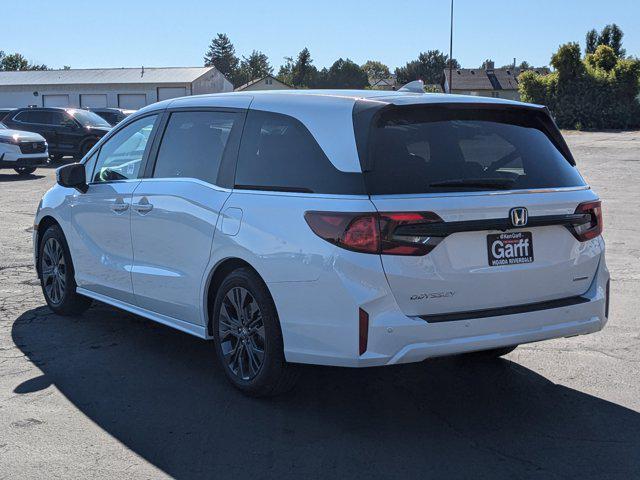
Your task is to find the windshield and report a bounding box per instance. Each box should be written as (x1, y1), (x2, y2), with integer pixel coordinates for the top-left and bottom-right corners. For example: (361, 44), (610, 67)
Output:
(357, 105), (586, 195)
(67, 109), (111, 128)
(0, 122), (6, 129)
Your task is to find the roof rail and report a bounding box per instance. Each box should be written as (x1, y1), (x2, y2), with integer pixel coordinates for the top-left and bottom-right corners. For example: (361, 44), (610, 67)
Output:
(398, 80), (424, 93)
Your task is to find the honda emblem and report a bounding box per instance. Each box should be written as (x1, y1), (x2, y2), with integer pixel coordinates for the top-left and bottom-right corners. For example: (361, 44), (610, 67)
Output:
(510, 207), (528, 227)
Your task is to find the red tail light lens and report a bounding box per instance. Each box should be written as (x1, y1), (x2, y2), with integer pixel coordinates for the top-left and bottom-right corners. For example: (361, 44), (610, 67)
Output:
(573, 200), (603, 241)
(304, 211), (444, 256)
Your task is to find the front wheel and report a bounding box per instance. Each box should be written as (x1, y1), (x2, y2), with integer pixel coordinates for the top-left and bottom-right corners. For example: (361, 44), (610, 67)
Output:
(212, 268), (299, 396)
(39, 224), (92, 315)
(14, 167), (36, 175)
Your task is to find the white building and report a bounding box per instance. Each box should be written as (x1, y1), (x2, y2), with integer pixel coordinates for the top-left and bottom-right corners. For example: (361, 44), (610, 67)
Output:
(0, 66), (233, 110)
(235, 75), (293, 91)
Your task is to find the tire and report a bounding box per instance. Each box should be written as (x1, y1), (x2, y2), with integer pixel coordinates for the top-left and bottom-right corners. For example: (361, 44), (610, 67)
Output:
(78, 140), (96, 160)
(460, 345), (518, 360)
(14, 167), (36, 175)
(212, 268), (299, 397)
(38, 224), (92, 316)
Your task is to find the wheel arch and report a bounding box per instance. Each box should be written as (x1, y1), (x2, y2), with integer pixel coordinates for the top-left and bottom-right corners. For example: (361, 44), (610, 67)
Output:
(204, 257), (277, 338)
(35, 215), (61, 278)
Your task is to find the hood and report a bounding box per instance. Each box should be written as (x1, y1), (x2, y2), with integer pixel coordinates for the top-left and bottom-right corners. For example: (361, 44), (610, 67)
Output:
(0, 128), (46, 143)
(86, 126), (111, 135)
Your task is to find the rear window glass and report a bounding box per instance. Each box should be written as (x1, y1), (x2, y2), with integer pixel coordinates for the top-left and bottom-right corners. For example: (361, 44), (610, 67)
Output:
(360, 106), (585, 195)
(235, 110), (365, 194)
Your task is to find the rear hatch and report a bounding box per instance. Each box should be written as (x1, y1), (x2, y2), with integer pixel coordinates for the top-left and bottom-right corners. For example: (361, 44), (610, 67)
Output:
(355, 102), (603, 317)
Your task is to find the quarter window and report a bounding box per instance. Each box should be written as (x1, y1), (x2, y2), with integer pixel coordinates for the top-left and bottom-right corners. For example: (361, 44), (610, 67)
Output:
(153, 111), (237, 184)
(92, 115), (157, 183)
(235, 110), (365, 194)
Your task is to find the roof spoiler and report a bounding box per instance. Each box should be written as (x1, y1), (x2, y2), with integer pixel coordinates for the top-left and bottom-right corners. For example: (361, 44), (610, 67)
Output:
(398, 80), (424, 93)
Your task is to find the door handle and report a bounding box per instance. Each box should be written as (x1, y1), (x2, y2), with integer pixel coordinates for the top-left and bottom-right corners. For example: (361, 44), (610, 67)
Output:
(133, 197), (153, 214)
(111, 201), (129, 213)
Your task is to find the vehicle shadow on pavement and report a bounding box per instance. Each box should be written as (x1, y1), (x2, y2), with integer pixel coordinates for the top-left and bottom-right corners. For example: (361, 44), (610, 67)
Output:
(12, 304), (640, 480)
(0, 173), (45, 182)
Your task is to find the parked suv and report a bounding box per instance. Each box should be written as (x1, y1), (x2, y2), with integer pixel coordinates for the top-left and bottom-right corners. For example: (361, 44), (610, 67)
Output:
(34, 90), (610, 396)
(0, 121), (48, 175)
(87, 107), (135, 126)
(3, 107), (111, 161)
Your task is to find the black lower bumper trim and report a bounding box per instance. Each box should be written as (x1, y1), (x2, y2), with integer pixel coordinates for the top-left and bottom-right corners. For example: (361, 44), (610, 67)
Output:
(419, 295), (590, 323)
(0, 157), (49, 168)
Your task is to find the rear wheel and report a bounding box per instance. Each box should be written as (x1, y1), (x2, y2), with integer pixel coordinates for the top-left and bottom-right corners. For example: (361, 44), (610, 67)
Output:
(14, 167), (36, 175)
(461, 345), (518, 360)
(77, 140), (96, 160)
(39, 224), (92, 315)
(212, 268), (299, 396)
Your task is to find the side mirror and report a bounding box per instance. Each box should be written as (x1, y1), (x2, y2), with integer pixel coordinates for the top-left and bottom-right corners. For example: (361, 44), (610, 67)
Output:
(57, 163), (88, 193)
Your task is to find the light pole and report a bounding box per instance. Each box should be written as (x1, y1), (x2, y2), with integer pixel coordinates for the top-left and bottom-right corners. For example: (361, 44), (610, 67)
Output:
(449, 0), (454, 93)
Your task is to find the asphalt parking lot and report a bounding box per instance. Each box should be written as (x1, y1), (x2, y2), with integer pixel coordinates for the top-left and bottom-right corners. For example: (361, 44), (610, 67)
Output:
(1, 131), (639, 479)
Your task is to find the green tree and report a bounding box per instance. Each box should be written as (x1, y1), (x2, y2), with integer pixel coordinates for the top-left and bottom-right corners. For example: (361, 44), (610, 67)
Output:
(316, 58), (369, 89)
(586, 24), (626, 58)
(586, 45), (617, 72)
(204, 33), (240, 85)
(1, 53), (29, 70)
(277, 48), (318, 88)
(520, 42), (640, 130)
(395, 50), (459, 85)
(361, 60), (390, 80)
(0, 51), (48, 71)
(585, 29), (598, 54)
(238, 50), (272, 85)
(551, 42), (584, 79)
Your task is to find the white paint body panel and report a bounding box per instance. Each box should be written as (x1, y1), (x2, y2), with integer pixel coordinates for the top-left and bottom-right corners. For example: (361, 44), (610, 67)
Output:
(33, 90), (610, 368)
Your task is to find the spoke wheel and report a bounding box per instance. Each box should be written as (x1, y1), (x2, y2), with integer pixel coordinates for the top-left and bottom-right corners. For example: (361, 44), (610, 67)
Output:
(41, 238), (67, 305)
(218, 286), (266, 381)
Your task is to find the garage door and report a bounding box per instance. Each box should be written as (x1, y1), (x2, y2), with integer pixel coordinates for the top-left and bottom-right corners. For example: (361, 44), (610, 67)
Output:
(118, 94), (147, 110)
(42, 94), (70, 107)
(157, 87), (187, 101)
(80, 94), (108, 108)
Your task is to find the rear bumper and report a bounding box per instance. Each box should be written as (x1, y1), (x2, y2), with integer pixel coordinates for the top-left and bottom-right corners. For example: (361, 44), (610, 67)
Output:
(272, 250), (609, 368)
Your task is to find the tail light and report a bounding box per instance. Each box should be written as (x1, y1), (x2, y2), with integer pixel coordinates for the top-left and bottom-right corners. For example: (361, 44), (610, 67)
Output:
(572, 200), (603, 241)
(304, 211), (444, 256)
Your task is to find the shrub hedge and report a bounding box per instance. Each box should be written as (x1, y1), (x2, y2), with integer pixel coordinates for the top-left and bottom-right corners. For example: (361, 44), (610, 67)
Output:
(519, 43), (640, 130)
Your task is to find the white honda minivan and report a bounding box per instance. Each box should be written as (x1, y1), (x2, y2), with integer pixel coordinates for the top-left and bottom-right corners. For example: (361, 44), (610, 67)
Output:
(34, 89), (610, 396)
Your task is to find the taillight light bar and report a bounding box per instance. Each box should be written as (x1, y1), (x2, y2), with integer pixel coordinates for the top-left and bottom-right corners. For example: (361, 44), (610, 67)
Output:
(572, 200), (603, 242)
(304, 211), (444, 256)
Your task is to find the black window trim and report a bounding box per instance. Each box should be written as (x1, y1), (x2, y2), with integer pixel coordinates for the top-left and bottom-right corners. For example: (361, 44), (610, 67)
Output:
(143, 106), (247, 189)
(86, 111), (162, 185)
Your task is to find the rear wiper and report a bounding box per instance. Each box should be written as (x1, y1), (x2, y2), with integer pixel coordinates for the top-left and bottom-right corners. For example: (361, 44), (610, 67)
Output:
(429, 178), (516, 189)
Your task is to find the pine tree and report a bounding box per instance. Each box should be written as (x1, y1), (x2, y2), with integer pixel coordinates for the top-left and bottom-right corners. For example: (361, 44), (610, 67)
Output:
(238, 50), (272, 86)
(204, 33), (240, 85)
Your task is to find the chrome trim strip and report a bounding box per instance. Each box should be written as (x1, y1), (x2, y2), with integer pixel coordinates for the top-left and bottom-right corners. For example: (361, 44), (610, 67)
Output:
(370, 185), (590, 200)
(231, 188), (370, 200)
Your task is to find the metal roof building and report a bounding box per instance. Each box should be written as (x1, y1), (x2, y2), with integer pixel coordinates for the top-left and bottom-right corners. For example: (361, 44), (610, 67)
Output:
(0, 66), (233, 110)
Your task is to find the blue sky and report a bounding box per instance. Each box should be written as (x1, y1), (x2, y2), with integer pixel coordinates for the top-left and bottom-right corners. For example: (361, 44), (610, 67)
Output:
(3, 0), (639, 71)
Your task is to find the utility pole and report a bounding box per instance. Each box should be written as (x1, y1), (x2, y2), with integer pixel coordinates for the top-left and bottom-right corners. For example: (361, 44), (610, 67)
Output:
(449, 0), (454, 93)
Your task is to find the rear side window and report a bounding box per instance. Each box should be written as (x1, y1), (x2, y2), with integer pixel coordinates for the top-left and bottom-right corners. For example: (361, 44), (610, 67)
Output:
(15, 110), (52, 124)
(235, 110), (365, 194)
(153, 111), (237, 184)
(359, 105), (586, 195)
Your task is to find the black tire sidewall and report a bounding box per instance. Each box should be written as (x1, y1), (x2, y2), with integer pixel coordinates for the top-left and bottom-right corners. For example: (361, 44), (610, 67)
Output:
(212, 268), (286, 394)
(14, 167), (36, 175)
(39, 225), (88, 314)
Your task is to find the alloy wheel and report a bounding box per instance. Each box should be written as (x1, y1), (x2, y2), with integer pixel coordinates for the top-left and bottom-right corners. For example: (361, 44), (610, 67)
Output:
(218, 287), (266, 381)
(41, 238), (66, 305)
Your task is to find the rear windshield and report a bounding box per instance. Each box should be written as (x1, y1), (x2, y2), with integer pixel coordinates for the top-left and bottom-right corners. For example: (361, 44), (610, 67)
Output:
(358, 105), (586, 195)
